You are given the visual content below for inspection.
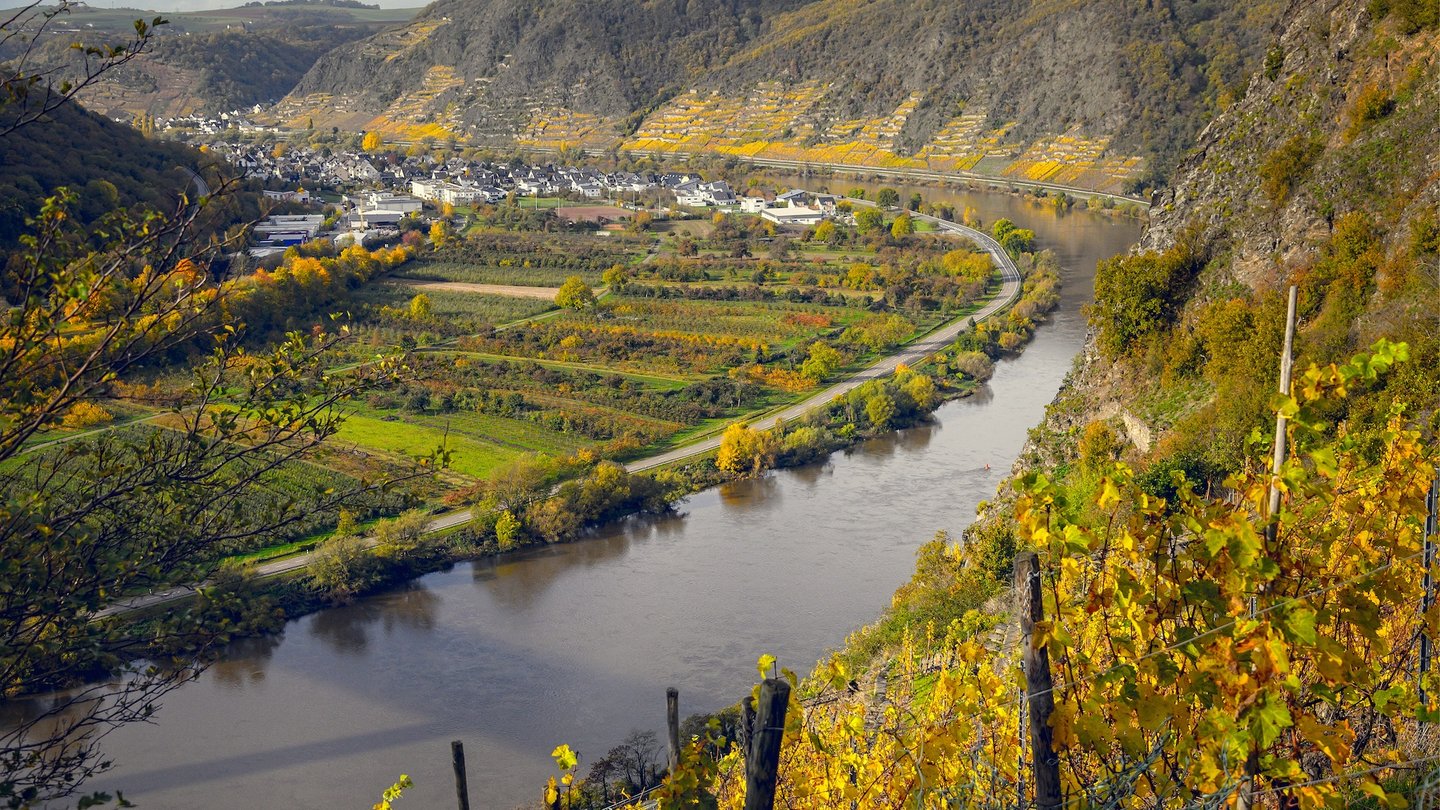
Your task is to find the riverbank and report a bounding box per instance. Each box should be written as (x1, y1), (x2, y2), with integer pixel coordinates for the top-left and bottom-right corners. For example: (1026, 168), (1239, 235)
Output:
(72, 242), (1059, 693)
(1, 184), (1140, 810)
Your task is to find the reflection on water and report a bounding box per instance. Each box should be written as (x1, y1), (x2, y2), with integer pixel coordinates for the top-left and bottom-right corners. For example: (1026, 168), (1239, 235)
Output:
(307, 583), (442, 655)
(208, 636), (282, 689)
(14, 189), (1141, 810)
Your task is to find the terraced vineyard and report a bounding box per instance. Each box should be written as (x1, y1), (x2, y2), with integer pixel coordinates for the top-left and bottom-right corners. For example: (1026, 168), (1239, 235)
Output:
(19, 211), (1025, 568)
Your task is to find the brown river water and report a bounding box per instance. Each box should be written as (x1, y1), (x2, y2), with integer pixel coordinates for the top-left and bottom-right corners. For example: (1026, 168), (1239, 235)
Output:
(4, 181), (1141, 809)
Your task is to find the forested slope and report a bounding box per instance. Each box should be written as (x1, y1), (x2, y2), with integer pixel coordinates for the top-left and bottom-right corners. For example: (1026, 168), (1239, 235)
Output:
(0, 99), (258, 255)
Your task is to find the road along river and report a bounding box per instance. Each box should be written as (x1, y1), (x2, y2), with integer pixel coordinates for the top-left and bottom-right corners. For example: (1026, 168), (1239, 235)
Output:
(1, 189), (1140, 809)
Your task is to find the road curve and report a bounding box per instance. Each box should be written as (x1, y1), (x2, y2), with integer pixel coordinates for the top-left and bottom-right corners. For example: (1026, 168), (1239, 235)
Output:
(624, 210), (1022, 472)
(95, 205), (1024, 618)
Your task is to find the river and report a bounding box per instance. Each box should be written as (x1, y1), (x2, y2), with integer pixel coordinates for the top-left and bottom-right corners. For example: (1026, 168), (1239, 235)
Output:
(7, 185), (1140, 809)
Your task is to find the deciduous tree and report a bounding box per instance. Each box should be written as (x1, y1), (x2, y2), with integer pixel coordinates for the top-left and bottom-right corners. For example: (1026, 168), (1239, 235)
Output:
(555, 275), (596, 309)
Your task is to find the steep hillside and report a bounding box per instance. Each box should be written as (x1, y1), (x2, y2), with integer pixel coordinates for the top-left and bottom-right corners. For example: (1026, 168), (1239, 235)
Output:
(281, 0), (806, 138)
(1010, 0), (1439, 506)
(2, 3), (416, 118)
(0, 99), (252, 251)
(276, 0), (1282, 192)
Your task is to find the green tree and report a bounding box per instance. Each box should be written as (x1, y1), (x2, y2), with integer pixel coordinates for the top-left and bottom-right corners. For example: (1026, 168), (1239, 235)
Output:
(864, 392), (897, 429)
(555, 275), (596, 309)
(998, 227), (1034, 256)
(855, 208), (885, 234)
(373, 509), (432, 561)
(495, 510), (523, 550)
(309, 534), (376, 603)
(902, 374), (938, 411)
(602, 263), (629, 287)
(1090, 239), (1206, 357)
(876, 188), (900, 208)
(907, 192), (922, 211)
(800, 341), (844, 381)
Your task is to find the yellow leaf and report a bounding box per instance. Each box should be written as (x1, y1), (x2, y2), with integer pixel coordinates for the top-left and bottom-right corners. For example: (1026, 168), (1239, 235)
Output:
(551, 744), (577, 771)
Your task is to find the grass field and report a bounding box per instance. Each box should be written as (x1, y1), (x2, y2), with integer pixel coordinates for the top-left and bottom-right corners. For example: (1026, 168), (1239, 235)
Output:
(332, 412), (527, 479)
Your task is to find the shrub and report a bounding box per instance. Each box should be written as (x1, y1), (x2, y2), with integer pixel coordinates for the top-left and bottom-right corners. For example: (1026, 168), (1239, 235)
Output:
(61, 401), (113, 429)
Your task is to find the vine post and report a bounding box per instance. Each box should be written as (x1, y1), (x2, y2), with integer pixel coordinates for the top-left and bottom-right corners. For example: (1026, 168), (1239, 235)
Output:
(1423, 472), (1439, 709)
(744, 678), (791, 810)
(1015, 551), (1061, 809)
(666, 686), (681, 771)
(450, 740), (470, 810)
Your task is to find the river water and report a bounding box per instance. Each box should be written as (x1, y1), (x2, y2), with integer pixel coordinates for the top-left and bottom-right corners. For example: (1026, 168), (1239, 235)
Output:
(9, 185), (1140, 809)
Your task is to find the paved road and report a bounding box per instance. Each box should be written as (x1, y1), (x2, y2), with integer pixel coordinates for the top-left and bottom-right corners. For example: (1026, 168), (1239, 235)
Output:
(95, 205), (1023, 618)
(624, 210), (1022, 472)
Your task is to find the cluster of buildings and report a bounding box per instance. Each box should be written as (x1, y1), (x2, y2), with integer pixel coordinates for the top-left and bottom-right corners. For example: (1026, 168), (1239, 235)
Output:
(205, 137), (842, 226)
(408, 166), (743, 207)
(755, 189), (839, 227)
(210, 135), (854, 260)
(210, 142), (385, 187)
(248, 213), (326, 259)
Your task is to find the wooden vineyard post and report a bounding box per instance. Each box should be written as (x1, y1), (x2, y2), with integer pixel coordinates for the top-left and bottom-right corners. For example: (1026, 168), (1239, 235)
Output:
(744, 678), (791, 810)
(741, 695), (756, 758)
(667, 686), (682, 771)
(450, 740), (470, 810)
(1015, 551), (1062, 810)
(1423, 473), (1439, 709)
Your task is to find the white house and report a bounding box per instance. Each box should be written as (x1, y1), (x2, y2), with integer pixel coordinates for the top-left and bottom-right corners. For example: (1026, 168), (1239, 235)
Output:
(740, 196), (769, 213)
(761, 206), (824, 226)
(364, 192), (423, 214)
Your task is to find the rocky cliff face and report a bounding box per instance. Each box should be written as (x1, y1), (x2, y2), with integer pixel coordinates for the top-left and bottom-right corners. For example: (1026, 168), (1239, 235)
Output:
(277, 0), (1284, 190)
(1005, 0), (1440, 495)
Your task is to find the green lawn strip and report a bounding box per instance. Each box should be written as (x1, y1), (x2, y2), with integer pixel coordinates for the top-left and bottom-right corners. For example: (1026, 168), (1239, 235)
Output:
(332, 412), (520, 479)
(430, 409), (593, 455)
(345, 402), (590, 456)
(436, 351), (694, 389)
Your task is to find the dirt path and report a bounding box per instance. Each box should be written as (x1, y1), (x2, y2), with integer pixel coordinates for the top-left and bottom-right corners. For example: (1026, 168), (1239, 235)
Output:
(393, 280), (561, 300)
